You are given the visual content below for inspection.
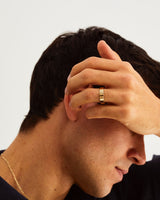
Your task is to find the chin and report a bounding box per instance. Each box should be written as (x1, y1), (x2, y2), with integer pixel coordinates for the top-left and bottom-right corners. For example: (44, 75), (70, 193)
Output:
(91, 187), (112, 198)
(82, 182), (112, 198)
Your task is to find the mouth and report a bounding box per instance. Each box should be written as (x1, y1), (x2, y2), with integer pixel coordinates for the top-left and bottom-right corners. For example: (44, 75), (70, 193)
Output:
(115, 167), (128, 181)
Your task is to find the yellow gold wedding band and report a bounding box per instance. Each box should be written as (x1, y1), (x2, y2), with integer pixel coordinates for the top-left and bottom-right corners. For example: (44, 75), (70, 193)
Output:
(99, 87), (105, 104)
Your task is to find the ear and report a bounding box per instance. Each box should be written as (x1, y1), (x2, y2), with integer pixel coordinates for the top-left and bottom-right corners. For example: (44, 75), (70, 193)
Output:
(64, 94), (79, 121)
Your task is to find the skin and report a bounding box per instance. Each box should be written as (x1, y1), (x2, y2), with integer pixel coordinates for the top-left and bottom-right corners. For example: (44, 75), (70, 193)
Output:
(0, 101), (145, 199)
(62, 111), (146, 197)
(0, 41), (158, 200)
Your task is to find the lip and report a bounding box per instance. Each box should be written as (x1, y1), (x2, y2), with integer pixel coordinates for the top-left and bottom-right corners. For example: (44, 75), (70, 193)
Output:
(115, 167), (128, 181)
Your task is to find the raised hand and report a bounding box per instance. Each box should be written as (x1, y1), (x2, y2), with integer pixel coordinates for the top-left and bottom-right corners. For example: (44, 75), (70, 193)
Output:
(65, 41), (160, 136)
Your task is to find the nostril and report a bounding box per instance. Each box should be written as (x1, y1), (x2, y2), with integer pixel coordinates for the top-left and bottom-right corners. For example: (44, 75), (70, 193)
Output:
(127, 148), (146, 165)
(133, 157), (138, 164)
(128, 156), (139, 165)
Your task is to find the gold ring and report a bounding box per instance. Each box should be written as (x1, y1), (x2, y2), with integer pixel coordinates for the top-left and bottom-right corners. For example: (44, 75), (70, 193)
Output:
(99, 87), (105, 104)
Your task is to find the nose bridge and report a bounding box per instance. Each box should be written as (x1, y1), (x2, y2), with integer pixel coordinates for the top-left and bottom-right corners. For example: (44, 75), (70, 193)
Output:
(128, 134), (146, 165)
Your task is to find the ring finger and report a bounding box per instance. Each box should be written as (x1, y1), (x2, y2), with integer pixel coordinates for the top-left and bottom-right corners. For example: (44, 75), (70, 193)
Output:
(69, 87), (126, 108)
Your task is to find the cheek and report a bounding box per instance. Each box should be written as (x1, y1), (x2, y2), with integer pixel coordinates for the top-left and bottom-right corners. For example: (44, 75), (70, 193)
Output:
(66, 121), (129, 168)
(66, 142), (122, 198)
(78, 118), (131, 153)
(65, 132), (119, 179)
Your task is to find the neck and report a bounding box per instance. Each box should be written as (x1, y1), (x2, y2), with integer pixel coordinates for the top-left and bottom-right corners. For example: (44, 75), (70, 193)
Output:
(0, 104), (74, 200)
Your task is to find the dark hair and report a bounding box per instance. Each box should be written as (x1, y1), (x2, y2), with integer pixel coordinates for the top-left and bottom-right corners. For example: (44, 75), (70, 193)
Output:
(20, 26), (160, 132)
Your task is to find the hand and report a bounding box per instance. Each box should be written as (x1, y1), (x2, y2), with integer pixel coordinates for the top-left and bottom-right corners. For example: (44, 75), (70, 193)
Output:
(65, 41), (160, 136)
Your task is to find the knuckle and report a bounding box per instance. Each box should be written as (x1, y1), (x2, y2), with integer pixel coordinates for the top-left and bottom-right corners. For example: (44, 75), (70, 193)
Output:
(126, 76), (135, 89)
(86, 56), (97, 66)
(122, 61), (133, 71)
(81, 68), (93, 82)
(121, 91), (134, 104)
(120, 105), (134, 120)
(121, 74), (135, 89)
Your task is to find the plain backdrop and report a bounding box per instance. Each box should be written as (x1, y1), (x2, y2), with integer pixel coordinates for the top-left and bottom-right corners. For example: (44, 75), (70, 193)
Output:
(1, 0), (160, 161)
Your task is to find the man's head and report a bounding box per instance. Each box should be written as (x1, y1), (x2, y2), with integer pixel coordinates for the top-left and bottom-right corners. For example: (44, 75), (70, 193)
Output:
(19, 26), (160, 197)
(20, 26), (160, 131)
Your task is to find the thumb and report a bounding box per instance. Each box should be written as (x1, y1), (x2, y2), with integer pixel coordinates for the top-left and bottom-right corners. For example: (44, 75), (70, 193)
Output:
(97, 40), (121, 61)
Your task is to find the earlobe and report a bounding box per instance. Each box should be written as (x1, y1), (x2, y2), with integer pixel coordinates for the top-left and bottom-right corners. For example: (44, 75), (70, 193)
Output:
(64, 94), (78, 121)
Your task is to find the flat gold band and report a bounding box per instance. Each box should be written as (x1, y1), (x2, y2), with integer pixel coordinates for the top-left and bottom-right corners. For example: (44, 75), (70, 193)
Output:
(99, 87), (105, 104)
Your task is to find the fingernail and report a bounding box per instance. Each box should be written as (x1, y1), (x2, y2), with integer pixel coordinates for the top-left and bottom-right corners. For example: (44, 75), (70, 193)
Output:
(67, 74), (71, 81)
(65, 87), (68, 94)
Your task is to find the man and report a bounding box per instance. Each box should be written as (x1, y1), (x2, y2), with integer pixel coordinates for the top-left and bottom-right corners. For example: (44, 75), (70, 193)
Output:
(0, 26), (160, 200)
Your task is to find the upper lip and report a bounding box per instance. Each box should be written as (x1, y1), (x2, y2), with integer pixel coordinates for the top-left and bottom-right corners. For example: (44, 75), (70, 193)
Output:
(116, 167), (128, 175)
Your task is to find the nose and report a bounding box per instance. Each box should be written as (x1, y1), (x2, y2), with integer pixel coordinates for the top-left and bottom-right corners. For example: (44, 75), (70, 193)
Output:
(127, 135), (146, 165)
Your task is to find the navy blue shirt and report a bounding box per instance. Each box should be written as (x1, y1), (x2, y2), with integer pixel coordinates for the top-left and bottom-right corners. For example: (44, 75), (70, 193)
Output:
(0, 149), (160, 200)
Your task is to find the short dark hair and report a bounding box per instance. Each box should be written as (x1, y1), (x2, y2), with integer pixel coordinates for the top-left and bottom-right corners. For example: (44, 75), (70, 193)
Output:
(20, 26), (160, 132)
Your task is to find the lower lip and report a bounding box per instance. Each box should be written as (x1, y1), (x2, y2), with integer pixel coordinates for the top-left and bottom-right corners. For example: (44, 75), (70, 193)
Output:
(115, 167), (123, 181)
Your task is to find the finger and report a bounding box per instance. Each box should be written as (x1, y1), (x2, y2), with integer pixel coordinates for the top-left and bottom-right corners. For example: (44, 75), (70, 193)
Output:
(69, 88), (125, 108)
(97, 40), (121, 61)
(67, 69), (117, 94)
(69, 57), (121, 78)
(85, 104), (122, 121)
